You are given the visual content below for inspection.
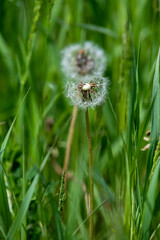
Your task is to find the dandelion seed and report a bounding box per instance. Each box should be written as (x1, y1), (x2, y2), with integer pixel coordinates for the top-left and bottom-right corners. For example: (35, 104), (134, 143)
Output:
(65, 74), (109, 109)
(61, 41), (107, 79)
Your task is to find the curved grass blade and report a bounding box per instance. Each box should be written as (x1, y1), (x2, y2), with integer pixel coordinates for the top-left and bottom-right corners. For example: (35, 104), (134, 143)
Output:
(149, 222), (160, 240)
(0, 226), (6, 239)
(145, 49), (160, 188)
(78, 23), (119, 39)
(72, 198), (109, 237)
(6, 149), (52, 240)
(55, 19), (119, 39)
(141, 158), (160, 240)
(42, 92), (61, 118)
(94, 168), (114, 206)
(0, 87), (31, 162)
(0, 88), (31, 234)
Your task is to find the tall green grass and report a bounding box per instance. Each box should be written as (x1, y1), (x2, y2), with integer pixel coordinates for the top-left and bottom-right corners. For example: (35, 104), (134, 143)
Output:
(0, 0), (160, 239)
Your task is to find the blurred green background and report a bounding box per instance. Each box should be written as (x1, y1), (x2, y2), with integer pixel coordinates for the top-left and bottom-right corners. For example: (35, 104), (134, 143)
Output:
(0, 0), (160, 239)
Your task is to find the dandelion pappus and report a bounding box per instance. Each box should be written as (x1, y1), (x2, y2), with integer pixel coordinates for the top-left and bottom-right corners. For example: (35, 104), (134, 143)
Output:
(61, 41), (107, 78)
(65, 73), (108, 109)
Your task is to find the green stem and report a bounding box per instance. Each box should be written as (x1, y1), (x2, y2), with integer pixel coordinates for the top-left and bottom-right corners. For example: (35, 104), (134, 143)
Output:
(85, 108), (94, 240)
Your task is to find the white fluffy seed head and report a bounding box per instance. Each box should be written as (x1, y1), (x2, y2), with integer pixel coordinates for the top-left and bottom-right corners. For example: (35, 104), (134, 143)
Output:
(61, 41), (107, 80)
(65, 73), (109, 109)
(82, 83), (91, 91)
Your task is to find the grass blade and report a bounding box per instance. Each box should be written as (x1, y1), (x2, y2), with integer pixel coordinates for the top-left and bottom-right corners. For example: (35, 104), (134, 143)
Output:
(145, 49), (160, 186)
(72, 198), (109, 237)
(141, 158), (160, 240)
(0, 88), (31, 234)
(78, 23), (119, 39)
(7, 149), (51, 240)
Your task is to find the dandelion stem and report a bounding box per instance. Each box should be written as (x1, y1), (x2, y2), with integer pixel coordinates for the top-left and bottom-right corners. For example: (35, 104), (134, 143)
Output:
(85, 108), (94, 240)
(63, 106), (78, 187)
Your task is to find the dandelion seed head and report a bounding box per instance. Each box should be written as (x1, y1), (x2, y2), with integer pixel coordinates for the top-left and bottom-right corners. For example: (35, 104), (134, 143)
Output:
(61, 41), (107, 79)
(65, 73), (109, 109)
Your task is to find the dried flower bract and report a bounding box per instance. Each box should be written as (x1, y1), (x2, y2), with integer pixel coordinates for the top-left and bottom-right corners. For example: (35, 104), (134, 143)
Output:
(76, 49), (95, 75)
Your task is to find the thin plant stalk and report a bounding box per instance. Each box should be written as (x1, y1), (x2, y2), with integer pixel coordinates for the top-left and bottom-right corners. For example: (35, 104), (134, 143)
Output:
(63, 106), (78, 187)
(85, 108), (94, 240)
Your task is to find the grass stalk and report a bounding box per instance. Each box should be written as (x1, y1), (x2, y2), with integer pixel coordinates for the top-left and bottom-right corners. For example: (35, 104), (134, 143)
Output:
(63, 106), (78, 187)
(149, 136), (160, 184)
(21, 127), (26, 240)
(85, 108), (94, 240)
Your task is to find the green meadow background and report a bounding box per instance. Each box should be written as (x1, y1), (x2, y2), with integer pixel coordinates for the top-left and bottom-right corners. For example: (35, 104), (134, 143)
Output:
(0, 0), (160, 239)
